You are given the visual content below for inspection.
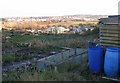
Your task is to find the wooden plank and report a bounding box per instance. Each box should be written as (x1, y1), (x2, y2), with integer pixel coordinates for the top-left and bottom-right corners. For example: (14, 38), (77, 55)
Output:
(100, 28), (120, 31)
(100, 40), (120, 44)
(100, 28), (119, 30)
(100, 30), (120, 34)
(100, 43), (120, 48)
(100, 43), (120, 47)
(100, 31), (120, 35)
(101, 77), (120, 82)
(99, 35), (120, 38)
(100, 27), (119, 30)
(100, 37), (120, 41)
(100, 33), (119, 37)
(99, 24), (120, 47)
(100, 24), (118, 27)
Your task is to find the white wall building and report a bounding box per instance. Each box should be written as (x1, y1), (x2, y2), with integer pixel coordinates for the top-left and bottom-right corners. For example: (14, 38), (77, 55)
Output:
(48, 26), (69, 34)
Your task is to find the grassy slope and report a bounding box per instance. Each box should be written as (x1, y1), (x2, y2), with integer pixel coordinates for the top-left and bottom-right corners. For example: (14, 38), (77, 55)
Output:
(2, 33), (99, 64)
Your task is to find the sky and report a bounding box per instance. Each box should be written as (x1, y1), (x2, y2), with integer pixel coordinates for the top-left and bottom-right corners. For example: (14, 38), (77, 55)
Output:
(0, 0), (119, 17)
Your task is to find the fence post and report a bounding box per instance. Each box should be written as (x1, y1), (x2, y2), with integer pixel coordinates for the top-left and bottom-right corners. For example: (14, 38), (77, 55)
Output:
(75, 48), (76, 55)
(61, 52), (64, 59)
(54, 65), (58, 72)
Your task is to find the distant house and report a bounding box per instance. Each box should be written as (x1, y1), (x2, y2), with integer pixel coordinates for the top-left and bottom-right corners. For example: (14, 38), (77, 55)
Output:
(37, 30), (42, 33)
(24, 28), (35, 33)
(0, 23), (2, 31)
(48, 26), (69, 34)
(56, 27), (64, 33)
(15, 28), (22, 32)
(98, 15), (120, 47)
(48, 26), (56, 33)
(70, 27), (85, 34)
(41, 19), (47, 21)
(56, 26), (69, 33)
(85, 26), (96, 31)
(24, 18), (31, 21)
(16, 19), (23, 22)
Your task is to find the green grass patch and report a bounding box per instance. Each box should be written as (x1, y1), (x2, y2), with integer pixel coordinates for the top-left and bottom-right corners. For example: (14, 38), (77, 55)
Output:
(2, 56), (105, 81)
(2, 33), (99, 65)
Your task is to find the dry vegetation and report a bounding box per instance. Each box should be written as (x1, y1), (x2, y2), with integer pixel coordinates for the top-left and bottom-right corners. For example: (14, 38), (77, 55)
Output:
(3, 21), (74, 29)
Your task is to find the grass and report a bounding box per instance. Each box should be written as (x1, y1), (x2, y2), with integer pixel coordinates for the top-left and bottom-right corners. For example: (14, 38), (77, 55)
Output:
(3, 69), (84, 81)
(2, 54), (105, 81)
(3, 33), (98, 48)
(73, 21), (98, 25)
(2, 53), (16, 63)
(2, 31), (100, 81)
(2, 53), (29, 65)
(3, 57), (112, 81)
(2, 33), (99, 65)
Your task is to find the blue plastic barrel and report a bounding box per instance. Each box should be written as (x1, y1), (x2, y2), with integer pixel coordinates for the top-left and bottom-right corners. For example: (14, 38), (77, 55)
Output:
(88, 46), (104, 73)
(119, 49), (120, 74)
(119, 50), (120, 74)
(104, 48), (120, 77)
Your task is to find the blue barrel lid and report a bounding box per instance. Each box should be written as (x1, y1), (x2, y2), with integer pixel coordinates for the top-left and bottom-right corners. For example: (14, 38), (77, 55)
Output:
(107, 47), (120, 52)
(89, 46), (103, 49)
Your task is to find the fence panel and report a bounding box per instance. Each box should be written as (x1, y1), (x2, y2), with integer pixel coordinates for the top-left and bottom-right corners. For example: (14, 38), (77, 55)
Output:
(99, 24), (120, 47)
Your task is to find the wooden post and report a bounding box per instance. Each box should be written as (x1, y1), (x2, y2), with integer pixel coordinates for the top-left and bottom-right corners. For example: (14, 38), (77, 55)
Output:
(54, 65), (58, 72)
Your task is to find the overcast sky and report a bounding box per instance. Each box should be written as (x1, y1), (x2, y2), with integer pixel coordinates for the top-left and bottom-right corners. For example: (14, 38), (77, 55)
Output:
(0, 0), (119, 17)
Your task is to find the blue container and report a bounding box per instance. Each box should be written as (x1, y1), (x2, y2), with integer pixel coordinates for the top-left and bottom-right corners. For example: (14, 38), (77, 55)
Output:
(119, 49), (120, 74)
(88, 46), (104, 73)
(119, 51), (120, 73)
(104, 48), (120, 77)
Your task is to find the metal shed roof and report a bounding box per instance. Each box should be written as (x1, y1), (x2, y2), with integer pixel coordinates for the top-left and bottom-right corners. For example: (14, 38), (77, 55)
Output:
(99, 15), (120, 25)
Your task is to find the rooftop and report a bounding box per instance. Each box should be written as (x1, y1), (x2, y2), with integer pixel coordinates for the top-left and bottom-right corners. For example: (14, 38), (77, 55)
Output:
(99, 15), (120, 25)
